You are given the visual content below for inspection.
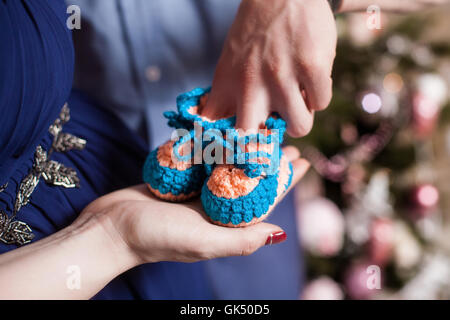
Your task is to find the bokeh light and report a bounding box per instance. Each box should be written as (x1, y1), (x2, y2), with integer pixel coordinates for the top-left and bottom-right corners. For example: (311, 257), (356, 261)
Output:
(383, 73), (404, 93)
(417, 184), (439, 208)
(414, 94), (439, 120)
(361, 93), (382, 114)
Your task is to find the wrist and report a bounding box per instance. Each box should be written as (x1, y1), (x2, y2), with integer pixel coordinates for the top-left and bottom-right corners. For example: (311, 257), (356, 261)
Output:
(73, 212), (141, 276)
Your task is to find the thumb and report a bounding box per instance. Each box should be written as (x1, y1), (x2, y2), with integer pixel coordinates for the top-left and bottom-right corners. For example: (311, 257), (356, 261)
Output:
(208, 222), (287, 258)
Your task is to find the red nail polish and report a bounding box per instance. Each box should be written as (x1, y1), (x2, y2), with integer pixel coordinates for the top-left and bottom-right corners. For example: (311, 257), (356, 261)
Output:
(265, 231), (287, 245)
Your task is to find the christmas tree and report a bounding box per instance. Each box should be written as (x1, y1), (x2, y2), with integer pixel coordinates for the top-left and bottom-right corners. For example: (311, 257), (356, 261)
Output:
(292, 7), (450, 300)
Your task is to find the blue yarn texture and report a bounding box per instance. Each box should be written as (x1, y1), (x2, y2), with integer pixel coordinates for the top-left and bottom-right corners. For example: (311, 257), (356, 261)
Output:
(143, 87), (235, 197)
(142, 87), (294, 224)
(143, 148), (205, 196)
(201, 152), (293, 226)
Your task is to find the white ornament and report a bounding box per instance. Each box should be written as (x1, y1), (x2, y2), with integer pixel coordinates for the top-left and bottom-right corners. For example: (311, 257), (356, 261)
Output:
(346, 171), (393, 245)
(399, 253), (450, 300)
(393, 222), (422, 270)
(302, 277), (344, 300)
(417, 73), (448, 106)
(297, 197), (344, 257)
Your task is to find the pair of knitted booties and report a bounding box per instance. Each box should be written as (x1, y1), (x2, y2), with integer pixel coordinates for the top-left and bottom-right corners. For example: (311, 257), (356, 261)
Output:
(143, 88), (294, 227)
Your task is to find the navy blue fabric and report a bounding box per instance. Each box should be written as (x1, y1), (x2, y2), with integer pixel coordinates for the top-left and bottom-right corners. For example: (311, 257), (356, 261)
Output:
(0, 0), (213, 299)
(0, 0), (74, 186)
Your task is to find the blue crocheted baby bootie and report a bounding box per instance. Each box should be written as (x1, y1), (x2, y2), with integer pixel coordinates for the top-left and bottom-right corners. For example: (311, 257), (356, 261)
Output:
(201, 116), (294, 227)
(143, 87), (235, 202)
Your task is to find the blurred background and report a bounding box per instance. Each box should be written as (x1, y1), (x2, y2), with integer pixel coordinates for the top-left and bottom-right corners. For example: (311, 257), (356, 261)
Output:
(292, 5), (450, 300)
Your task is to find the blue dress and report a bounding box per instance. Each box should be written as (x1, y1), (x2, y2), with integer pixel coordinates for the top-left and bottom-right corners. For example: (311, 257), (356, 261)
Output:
(0, 0), (213, 299)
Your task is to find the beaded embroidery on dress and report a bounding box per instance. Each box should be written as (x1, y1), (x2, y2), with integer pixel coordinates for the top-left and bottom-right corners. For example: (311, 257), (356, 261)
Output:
(0, 105), (86, 246)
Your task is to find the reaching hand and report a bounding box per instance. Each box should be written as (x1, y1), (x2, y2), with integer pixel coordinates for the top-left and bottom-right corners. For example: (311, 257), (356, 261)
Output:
(202, 0), (337, 137)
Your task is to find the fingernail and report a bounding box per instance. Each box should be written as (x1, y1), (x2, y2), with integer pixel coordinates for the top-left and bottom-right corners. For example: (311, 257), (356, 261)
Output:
(265, 231), (287, 246)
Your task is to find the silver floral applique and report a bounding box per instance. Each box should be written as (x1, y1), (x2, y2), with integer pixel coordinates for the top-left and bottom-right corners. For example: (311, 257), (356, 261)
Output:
(0, 104), (86, 246)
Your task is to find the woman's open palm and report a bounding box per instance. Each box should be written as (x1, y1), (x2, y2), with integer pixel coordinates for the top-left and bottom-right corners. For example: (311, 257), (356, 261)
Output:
(81, 146), (310, 265)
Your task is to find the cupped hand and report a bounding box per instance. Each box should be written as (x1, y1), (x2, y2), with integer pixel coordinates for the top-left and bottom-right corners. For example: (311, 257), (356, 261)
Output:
(79, 147), (309, 267)
(202, 0), (337, 137)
